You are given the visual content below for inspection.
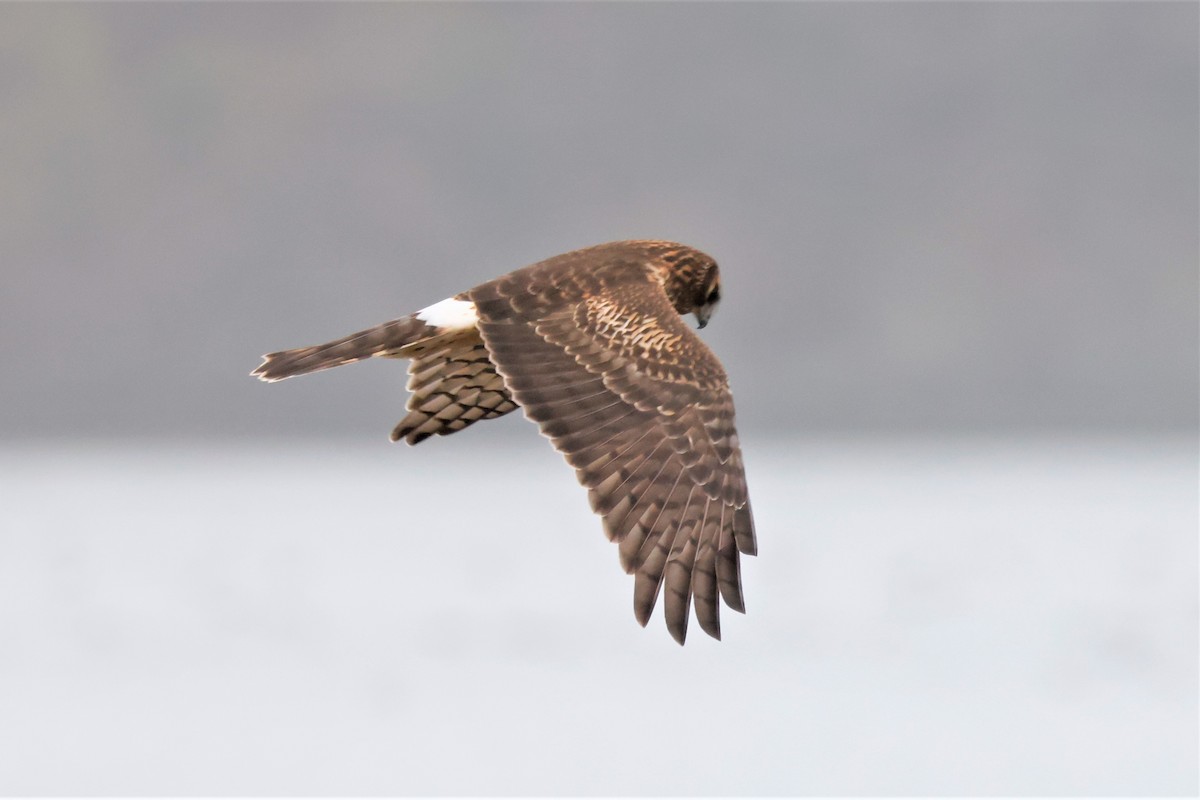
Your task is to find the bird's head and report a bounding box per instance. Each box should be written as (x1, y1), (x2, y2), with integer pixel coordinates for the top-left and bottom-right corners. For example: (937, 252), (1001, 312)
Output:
(651, 243), (722, 329)
(691, 263), (721, 329)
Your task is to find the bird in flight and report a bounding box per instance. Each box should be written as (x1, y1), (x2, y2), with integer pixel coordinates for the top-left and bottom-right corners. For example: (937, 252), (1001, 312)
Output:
(252, 240), (756, 644)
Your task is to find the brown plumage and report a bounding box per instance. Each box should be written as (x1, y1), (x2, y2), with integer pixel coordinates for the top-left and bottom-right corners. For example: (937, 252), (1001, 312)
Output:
(252, 240), (756, 644)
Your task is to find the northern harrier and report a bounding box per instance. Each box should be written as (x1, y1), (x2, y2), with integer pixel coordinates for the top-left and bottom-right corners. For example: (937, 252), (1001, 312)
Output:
(252, 240), (756, 643)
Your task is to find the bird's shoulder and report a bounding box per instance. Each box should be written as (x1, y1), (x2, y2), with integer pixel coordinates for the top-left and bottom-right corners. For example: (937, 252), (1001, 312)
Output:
(468, 242), (727, 392)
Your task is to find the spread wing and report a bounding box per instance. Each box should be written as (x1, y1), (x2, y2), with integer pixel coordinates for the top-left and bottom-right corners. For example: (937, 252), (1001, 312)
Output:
(469, 259), (756, 644)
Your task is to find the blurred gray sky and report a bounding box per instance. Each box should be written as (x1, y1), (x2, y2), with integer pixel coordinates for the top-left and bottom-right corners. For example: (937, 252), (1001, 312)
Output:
(2, 2), (1196, 439)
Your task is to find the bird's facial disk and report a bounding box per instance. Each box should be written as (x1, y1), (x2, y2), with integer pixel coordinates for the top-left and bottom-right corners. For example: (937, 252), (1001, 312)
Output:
(695, 280), (721, 329)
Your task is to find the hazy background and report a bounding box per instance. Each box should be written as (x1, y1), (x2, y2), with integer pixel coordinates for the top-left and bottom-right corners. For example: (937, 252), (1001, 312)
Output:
(1, 1), (1195, 438)
(0, 3), (1196, 795)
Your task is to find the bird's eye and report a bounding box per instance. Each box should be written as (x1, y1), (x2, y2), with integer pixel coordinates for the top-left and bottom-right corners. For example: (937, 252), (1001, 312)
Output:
(707, 288), (721, 304)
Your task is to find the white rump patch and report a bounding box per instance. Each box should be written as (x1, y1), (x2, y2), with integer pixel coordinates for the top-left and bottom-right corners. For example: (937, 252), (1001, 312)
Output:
(415, 297), (478, 332)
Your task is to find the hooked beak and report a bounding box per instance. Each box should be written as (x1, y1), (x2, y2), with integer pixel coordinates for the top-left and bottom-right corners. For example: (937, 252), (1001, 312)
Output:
(695, 306), (712, 329)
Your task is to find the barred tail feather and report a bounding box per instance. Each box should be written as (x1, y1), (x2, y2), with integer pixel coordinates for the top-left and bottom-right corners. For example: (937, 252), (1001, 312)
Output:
(251, 316), (439, 382)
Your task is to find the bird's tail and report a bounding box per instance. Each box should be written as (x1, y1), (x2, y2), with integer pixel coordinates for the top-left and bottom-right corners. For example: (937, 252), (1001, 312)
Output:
(251, 315), (441, 382)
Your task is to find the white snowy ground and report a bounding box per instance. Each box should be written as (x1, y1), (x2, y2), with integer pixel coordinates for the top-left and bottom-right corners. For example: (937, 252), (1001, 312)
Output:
(0, 434), (1195, 794)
